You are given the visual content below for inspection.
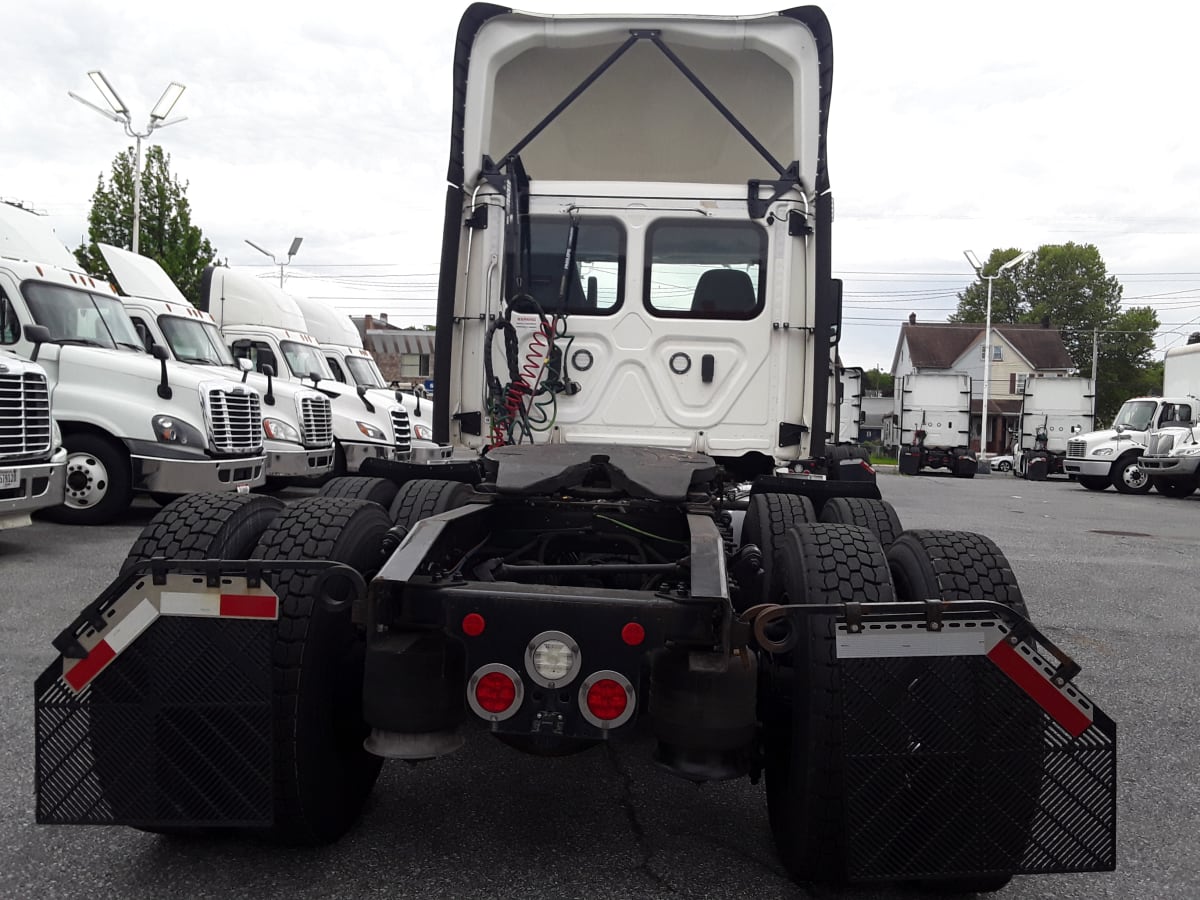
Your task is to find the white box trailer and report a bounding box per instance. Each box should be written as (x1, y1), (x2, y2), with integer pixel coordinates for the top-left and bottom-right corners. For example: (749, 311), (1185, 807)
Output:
(892, 372), (976, 477)
(1012, 376), (1095, 479)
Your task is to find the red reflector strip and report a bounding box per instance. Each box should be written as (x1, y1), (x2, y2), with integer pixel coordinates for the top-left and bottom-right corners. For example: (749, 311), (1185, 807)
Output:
(987, 639), (1092, 738)
(64, 640), (116, 692)
(219, 593), (277, 619)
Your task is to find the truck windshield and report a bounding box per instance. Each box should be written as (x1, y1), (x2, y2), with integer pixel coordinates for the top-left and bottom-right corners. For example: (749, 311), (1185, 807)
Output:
(159, 316), (236, 366)
(345, 355), (385, 388)
(280, 340), (334, 380)
(1112, 400), (1157, 431)
(23, 282), (144, 350)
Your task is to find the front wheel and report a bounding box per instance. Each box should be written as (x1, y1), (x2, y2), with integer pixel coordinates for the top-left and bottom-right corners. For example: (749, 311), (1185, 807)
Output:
(996, 460), (1012, 472)
(1152, 475), (1197, 498)
(1078, 474), (1110, 491)
(1111, 455), (1152, 494)
(41, 432), (133, 525)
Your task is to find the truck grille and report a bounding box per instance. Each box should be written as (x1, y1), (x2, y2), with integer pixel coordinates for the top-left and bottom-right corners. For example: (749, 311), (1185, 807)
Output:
(0, 371), (52, 461)
(300, 396), (333, 448)
(1145, 432), (1175, 456)
(1066, 439), (1086, 458)
(390, 406), (412, 452)
(207, 388), (263, 455)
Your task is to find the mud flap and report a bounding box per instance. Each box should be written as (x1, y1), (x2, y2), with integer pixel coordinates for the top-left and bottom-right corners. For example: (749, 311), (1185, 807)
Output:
(834, 614), (1116, 880)
(35, 570), (278, 828)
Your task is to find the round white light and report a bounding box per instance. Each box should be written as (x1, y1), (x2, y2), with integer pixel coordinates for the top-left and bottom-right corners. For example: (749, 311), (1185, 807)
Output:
(532, 639), (574, 681)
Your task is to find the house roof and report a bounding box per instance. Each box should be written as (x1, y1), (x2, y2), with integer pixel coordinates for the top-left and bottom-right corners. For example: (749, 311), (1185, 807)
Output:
(892, 322), (1075, 373)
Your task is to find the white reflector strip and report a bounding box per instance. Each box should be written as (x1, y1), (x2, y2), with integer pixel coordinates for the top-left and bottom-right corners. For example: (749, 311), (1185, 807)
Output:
(836, 624), (991, 659)
(160, 591), (221, 617)
(103, 598), (158, 653)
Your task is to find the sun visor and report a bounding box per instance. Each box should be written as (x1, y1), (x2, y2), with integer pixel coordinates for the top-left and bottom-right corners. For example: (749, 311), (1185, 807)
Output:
(97, 242), (190, 304)
(0, 203), (84, 272)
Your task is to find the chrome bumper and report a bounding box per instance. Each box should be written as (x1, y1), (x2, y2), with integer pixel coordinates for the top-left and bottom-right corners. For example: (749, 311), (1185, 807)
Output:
(342, 440), (395, 473)
(0, 448), (67, 527)
(130, 453), (267, 493)
(264, 442), (336, 478)
(1138, 455), (1200, 476)
(1062, 458), (1113, 477)
(410, 441), (454, 463)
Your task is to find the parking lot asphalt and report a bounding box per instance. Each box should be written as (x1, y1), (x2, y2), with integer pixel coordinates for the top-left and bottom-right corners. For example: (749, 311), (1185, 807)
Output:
(1, 472), (1195, 899)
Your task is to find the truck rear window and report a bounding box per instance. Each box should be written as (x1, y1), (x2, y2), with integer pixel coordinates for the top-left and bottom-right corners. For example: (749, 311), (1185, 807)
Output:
(526, 217), (624, 315)
(642, 220), (766, 320)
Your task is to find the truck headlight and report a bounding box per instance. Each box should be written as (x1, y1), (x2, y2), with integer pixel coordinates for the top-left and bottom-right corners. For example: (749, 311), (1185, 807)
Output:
(356, 420), (387, 441)
(413, 422), (433, 441)
(1093, 448), (1114, 457)
(262, 417), (301, 443)
(152, 414), (205, 446)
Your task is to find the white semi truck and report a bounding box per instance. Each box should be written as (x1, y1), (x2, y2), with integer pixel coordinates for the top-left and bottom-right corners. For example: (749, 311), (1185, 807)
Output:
(1011, 376), (1095, 479)
(1063, 345), (1199, 493)
(199, 266), (414, 476)
(887, 372), (977, 477)
(0, 347), (67, 529)
(0, 202), (266, 524)
(1130, 339), (1200, 497)
(289, 293), (437, 446)
(95, 243), (337, 486)
(35, 6), (1115, 893)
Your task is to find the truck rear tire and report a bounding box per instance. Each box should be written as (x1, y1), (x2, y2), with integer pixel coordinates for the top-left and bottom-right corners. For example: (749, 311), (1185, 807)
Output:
(818, 497), (903, 549)
(1151, 475), (1197, 498)
(319, 475), (400, 509)
(388, 478), (474, 529)
(763, 523), (894, 884)
(253, 497), (391, 845)
(1077, 475), (1110, 491)
(43, 432), (133, 526)
(1111, 455), (1152, 494)
(123, 492), (284, 573)
(741, 493), (816, 606)
(886, 530), (1033, 893)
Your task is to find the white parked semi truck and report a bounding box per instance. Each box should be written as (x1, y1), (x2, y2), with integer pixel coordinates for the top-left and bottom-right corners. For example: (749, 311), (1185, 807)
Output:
(0, 347), (66, 529)
(1011, 376), (1095, 480)
(198, 266), (414, 477)
(0, 202), (266, 524)
(289, 292), (437, 446)
(887, 372), (977, 477)
(1064, 344), (1199, 493)
(35, 6), (1114, 893)
(96, 243), (337, 486)
(1130, 338), (1200, 497)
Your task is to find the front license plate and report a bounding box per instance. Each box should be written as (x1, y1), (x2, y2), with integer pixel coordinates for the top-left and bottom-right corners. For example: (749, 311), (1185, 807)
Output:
(0, 468), (18, 489)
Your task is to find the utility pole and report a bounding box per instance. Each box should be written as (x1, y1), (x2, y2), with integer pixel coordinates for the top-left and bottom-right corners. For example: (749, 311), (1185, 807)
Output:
(1091, 327), (1100, 423)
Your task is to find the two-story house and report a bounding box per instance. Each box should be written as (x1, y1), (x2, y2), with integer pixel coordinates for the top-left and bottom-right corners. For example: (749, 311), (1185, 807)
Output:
(890, 314), (1076, 453)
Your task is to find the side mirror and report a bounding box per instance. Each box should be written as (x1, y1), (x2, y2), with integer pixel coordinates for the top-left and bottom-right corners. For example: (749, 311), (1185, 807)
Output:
(237, 358), (253, 372)
(151, 344), (170, 361)
(261, 364), (275, 378)
(23, 324), (50, 362)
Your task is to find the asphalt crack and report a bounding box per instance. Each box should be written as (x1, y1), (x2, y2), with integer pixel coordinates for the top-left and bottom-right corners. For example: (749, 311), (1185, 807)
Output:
(603, 743), (684, 897)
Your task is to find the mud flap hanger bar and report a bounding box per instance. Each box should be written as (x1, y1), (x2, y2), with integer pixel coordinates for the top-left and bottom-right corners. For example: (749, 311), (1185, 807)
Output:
(478, 29), (806, 219)
(51, 558), (366, 661)
(744, 599), (1083, 685)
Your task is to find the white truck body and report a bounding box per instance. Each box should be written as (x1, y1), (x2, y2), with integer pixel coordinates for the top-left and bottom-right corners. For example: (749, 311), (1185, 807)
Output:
(1012, 376), (1094, 477)
(97, 244), (336, 482)
(199, 267), (413, 474)
(0, 350), (66, 528)
(0, 203), (266, 524)
(837, 366), (863, 444)
(1131, 341), (1200, 495)
(886, 372), (975, 476)
(289, 293), (437, 446)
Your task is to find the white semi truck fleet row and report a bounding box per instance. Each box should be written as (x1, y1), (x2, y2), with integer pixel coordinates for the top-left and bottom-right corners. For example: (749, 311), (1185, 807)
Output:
(0, 202), (266, 524)
(0, 347), (66, 529)
(1064, 339), (1200, 493)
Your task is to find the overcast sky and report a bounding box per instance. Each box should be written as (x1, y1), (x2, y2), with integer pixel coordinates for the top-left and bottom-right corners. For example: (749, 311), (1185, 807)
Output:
(5, 0), (1200, 371)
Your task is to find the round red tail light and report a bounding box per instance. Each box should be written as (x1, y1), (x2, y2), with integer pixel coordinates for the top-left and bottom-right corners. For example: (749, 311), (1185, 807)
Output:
(586, 679), (628, 720)
(475, 672), (516, 713)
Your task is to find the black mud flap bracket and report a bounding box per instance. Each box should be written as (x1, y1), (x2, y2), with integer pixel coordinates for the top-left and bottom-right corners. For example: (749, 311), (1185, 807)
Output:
(35, 559), (363, 829)
(749, 600), (1117, 881)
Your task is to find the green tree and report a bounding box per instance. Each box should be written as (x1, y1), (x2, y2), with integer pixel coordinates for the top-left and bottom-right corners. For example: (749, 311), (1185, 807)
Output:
(861, 366), (894, 396)
(74, 145), (216, 306)
(950, 242), (1158, 422)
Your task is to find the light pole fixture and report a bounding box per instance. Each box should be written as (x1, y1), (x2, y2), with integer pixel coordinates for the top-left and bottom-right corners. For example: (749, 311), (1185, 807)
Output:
(246, 237), (304, 288)
(963, 249), (1033, 460)
(69, 71), (187, 255)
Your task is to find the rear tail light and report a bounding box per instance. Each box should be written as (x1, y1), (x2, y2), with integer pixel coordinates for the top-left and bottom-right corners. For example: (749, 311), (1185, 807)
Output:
(579, 670), (636, 729)
(467, 664), (523, 722)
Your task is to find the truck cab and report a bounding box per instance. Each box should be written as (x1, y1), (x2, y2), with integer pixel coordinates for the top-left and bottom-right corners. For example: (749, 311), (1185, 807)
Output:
(96, 243), (337, 485)
(1011, 376), (1094, 479)
(288, 292), (438, 448)
(1129, 340), (1200, 496)
(0, 347), (67, 529)
(0, 202), (266, 524)
(889, 372), (977, 477)
(1064, 395), (1193, 493)
(200, 266), (413, 476)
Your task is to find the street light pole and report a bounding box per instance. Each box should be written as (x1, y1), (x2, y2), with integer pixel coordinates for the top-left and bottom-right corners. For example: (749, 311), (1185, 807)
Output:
(70, 72), (186, 254)
(245, 237), (304, 288)
(963, 250), (1032, 459)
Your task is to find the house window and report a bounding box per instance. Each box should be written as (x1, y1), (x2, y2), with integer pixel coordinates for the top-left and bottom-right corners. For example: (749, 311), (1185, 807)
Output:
(1009, 373), (1028, 395)
(980, 344), (1003, 361)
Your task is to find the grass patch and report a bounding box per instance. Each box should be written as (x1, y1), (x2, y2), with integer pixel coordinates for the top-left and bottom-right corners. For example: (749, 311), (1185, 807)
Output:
(870, 455), (898, 466)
